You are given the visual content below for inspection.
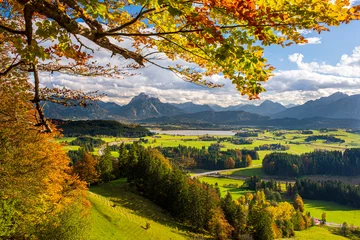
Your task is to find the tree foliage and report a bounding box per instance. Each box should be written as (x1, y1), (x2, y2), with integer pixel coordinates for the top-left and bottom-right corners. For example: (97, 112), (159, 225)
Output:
(0, 0), (359, 131)
(263, 149), (360, 177)
(0, 68), (89, 238)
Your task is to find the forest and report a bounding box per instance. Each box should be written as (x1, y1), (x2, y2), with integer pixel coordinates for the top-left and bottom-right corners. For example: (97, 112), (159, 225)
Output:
(305, 135), (345, 143)
(289, 179), (360, 208)
(58, 120), (152, 137)
(69, 137), (105, 152)
(156, 144), (258, 170)
(69, 143), (313, 239)
(262, 149), (360, 177)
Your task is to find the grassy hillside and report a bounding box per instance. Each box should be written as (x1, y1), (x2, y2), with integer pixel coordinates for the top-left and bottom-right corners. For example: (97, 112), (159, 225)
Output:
(291, 227), (349, 240)
(88, 179), (203, 240)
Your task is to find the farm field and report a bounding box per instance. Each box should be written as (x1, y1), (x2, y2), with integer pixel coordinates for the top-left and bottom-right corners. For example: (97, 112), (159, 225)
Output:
(89, 179), (202, 240)
(58, 129), (360, 158)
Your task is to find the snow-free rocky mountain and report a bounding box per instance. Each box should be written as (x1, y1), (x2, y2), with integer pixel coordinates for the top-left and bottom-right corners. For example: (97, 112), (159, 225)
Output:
(44, 92), (360, 122)
(210, 100), (286, 116)
(271, 92), (360, 120)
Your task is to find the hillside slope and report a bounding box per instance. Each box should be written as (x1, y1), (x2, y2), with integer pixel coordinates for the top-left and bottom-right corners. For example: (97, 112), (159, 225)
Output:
(88, 179), (203, 240)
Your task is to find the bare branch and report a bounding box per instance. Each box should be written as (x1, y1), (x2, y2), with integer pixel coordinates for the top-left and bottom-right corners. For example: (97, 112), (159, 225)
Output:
(73, 34), (95, 53)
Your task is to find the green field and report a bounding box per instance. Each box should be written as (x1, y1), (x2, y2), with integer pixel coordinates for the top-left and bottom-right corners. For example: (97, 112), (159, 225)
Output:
(198, 176), (252, 199)
(304, 200), (360, 227)
(291, 227), (349, 240)
(221, 165), (267, 178)
(89, 179), (204, 240)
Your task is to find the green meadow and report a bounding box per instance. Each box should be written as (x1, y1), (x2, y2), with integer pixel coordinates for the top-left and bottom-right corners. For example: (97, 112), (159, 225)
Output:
(198, 176), (251, 199)
(291, 227), (349, 240)
(89, 179), (204, 240)
(304, 200), (360, 227)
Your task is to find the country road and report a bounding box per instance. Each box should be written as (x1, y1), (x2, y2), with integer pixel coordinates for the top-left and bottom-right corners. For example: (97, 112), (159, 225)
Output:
(191, 165), (297, 184)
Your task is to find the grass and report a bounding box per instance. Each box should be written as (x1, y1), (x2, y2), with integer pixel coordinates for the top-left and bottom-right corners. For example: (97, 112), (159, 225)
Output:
(221, 165), (266, 178)
(89, 179), (203, 240)
(198, 176), (252, 199)
(304, 200), (360, 227)
(62, 145), (80, 151)
(291, 226), (349, 240)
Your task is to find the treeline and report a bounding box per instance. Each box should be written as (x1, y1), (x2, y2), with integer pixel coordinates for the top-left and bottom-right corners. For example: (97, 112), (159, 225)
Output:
(263, 149), (360, 177)
(58, 120), (152, 137)
(305, 135), (345, 143)
(235, 132), (259, 137)
(156, 144), (258, 170)
(255, 143), (290, 151)
(301, 130), (313, 134)
(289, 179), (360, 208)
(70, 137), (105, 152)
(231, 138), (253, 145)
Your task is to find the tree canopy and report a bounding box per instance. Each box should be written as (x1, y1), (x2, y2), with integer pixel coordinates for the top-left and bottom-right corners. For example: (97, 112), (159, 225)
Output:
(0, 0), (359, 131)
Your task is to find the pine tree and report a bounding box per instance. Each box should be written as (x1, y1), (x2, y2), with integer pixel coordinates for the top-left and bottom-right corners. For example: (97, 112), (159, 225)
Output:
(118, 143), (128, 177)
(97, 147), (114, 182)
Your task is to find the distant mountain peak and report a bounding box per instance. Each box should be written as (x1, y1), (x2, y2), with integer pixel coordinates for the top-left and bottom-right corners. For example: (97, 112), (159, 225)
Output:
(330, 92), (348, 98)
(260, 100), (278, 107)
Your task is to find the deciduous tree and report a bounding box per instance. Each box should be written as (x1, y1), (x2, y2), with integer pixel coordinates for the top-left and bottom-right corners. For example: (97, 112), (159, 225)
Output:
(224, 157), (236, 169)
(0, 0), (359, 131)
(73, 151), (100, 185)
(0, 69), (89, 238)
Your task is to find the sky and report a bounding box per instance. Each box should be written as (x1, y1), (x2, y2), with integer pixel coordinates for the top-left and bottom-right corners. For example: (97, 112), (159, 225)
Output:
(41, 5), (360, 107)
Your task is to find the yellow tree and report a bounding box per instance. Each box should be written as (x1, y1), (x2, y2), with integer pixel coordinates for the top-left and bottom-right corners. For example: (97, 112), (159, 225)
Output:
(0, 0), (359, 131)
(0, 52), (89, 238)
(293, 194), (305, 212)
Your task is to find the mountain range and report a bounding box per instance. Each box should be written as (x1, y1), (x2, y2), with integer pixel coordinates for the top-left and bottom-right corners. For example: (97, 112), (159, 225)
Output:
(44, 92), (360, 128)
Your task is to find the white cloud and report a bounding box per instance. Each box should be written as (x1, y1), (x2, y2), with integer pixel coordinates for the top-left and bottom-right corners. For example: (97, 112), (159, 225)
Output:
(38, 30), (360, 107)
(262, 45), (360, 105)
(298, 37), (322, 45)
(305, 37), (321, 44)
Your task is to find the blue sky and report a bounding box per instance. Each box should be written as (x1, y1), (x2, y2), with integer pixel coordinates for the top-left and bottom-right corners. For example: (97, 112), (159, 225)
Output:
(266, 21), (360, 69)
(42, 7), (360, 107)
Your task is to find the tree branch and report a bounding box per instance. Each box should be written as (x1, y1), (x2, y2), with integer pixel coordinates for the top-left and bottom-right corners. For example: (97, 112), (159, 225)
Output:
(0, 61), (24, 76)
(31, 64), (52, 133)
(100, 23), (300, 37)
(24, 3), (34, 45)
(60, 0), (103, 31)
(15, 0), (145, 66)
(106, 6), (156, 33)
(0, 22), (26, 34)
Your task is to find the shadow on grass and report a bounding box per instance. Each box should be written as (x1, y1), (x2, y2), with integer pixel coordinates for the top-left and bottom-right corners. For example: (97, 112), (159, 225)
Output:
(230, 167), (266, 177)
(305, 199), (360, 212)
(90, 179), (206, 238)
